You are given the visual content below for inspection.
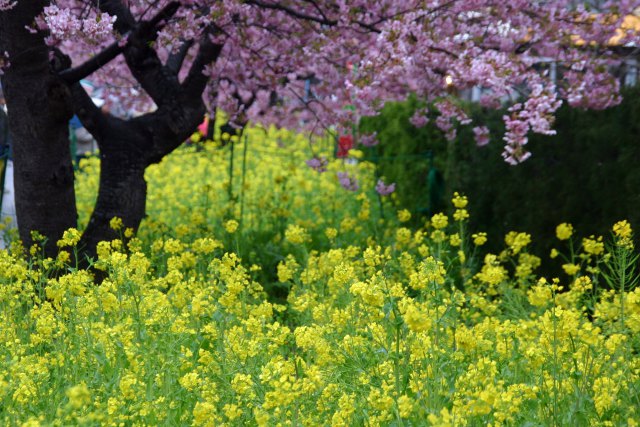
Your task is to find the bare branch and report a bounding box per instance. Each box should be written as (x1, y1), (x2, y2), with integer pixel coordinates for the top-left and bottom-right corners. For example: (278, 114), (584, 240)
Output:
(59, 40), (124, 84)
(245, 0), (337, 26)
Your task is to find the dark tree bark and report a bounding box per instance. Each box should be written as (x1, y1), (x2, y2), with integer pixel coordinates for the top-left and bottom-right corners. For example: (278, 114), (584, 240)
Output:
(70, 84), (151, 257)
(1, 0), (221, 262)
(60, 1), (222, 260)
(0, 1), (77, 257)
(65, 22), (222, 260)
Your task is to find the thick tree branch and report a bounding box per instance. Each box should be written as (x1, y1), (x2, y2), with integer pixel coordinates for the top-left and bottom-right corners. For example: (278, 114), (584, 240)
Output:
(124, 40), (182, 107)
(63, 2), (222, 169)
(51, 48), (117, 146)
(142, 42), (223, 164)
(59, 40), (124, 84)
(183, 34), (223, 99)
(69, 83), (112, 143)
(166, 39), (195, 75)
(100, 1), (182, 106)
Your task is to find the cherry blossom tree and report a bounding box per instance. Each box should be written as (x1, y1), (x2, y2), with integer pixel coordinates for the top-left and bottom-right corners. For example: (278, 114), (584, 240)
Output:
(0, 0), (638, 258)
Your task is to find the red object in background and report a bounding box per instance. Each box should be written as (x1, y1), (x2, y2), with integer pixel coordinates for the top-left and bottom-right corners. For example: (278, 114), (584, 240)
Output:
(337, 134), (353, 158)
(198, 116), (209, 135)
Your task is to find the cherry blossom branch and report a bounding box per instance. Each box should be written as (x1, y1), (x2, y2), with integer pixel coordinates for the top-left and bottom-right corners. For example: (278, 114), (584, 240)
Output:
(245, 0), (337, 26)
(89, 0), (136, 33)
(59, 1), (181, 85)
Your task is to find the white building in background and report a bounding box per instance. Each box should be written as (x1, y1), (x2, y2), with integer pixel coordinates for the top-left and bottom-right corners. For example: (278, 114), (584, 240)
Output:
(0, 159), (16, 250)
(0, 98), (16, 250)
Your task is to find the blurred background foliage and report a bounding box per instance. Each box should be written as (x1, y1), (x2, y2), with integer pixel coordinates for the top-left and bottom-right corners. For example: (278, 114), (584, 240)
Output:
(360, 85), (640, 275)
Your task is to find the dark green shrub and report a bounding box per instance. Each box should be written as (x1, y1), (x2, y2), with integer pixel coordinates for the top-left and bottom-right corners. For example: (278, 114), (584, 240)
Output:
(362, 86), (640, 277)
(359, 96), (449, 222)
(448, 86), (640, 263)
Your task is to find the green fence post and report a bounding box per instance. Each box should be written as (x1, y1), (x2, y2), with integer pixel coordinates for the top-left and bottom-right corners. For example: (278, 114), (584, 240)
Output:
(426, 150), (444, 217)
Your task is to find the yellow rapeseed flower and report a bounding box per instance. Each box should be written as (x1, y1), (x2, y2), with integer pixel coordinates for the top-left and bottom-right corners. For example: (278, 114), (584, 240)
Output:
(431, 213), (448, 229)
(562, 263), (580, 276)
(452, 192), (468, 208)
(396, 227), (412, 245)
(527, 279), (553, 307)
(193, 401), (217, 426)
(613, 220), (632, 239)
(285, 224), (308, 244)
(65, 383), (91, 409)
(224, 219), (239, 233)
(582, 235), (604, 255)
(472, 232), (487, 246)
(476, 254), (508, 286)
(505, 231), (531, 254)
(109, 216), (124, 231)
(325, 227), (338, 240)
(453, 208), (469, 221)
(556, 223), (573, 240)
(56, 228), (82, 248)
(403, 303), (431, 332)
(398, 209), (412, 223)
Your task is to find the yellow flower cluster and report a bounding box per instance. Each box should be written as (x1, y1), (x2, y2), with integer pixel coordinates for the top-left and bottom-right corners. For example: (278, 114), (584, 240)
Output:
(0, 126), (638, 426)
(556, 222), (573, 240)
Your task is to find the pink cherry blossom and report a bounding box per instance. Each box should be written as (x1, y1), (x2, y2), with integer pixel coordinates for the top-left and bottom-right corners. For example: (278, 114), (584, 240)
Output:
(337, 172), (359, 192)
(375, 179), (396, 196)
(359, 132), (379, 147)
(473, 126), (490, 147)
(5, 0), (638, 165)
(0, 0), (15, 11)
(306, 157), (328, 173)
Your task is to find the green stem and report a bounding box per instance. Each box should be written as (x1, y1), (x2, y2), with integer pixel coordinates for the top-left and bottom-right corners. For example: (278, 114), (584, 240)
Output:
(240, 133), (249, 229)
(619, 247), (626, 332)
(228, 140), (235, 205)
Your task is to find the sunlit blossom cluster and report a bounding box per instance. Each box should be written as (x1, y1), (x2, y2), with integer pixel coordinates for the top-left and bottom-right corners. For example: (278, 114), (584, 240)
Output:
(39, 6), (117, 46)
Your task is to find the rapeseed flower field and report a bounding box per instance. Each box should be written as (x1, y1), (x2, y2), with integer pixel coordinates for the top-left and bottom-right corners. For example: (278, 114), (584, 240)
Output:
(1, 126), (640, 426)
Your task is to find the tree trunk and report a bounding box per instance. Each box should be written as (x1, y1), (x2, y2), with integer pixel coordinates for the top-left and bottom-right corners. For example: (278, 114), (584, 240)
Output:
(70, 84), (152, 260)
(69, 63), (209, 260)
(62, 10), (221, 261)
(0, 1), (77, 257)
(79, 145), (147, 259)
(1, 2), (218, 263)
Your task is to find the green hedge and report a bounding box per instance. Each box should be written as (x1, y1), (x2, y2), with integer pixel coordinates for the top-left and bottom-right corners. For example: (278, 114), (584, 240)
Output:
(361, 86), (640, 274)
(359, 96), (449, 222)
